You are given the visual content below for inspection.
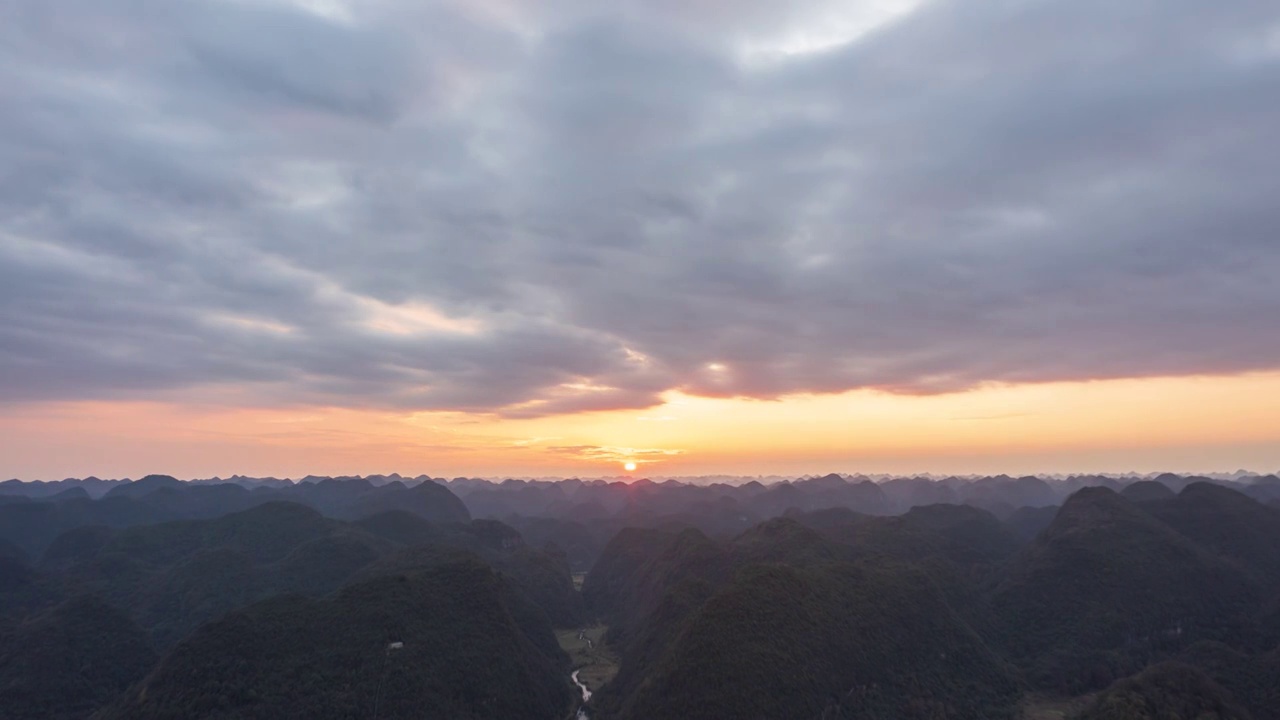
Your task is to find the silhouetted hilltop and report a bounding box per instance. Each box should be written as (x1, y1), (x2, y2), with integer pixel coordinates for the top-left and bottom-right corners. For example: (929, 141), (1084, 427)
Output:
(5, 473), (1273, 550)
(16, 499), (579, 656)
(350, 544), (569, 664)
(354, 511), (583, 627)
(992, 487), (1262, 691)
(38, 502), (390, 648)
(960, 475), (1058, 513)
(880, 476), (961, 509)
(732, 515), (849, 565)
(501, 515), (618, 571)
(0, 477), (470, 558)
(1144, 482), (1280, 589)
(104, 474), (183, 498)
(1076, 662), (1252, 720)
(794, 503), (1019, 566)
(0, 477), (125, 500)
(593, 528), (728, 651)
(1120, 480), (1176, 503)
(345, 509), (588, 627)
(581, 527), (678, 621)
(616, 561), (1019, 720)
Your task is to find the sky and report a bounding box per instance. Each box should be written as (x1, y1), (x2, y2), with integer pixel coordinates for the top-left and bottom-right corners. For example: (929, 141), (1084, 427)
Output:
(2, 0), (1279, 480)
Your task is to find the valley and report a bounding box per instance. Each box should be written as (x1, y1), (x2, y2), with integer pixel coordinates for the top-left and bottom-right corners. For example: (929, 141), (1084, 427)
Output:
(557, 624), (619, 700)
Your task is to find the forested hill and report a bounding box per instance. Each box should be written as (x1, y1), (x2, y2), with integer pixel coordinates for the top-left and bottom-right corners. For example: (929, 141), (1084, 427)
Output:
(98, 557), (571, 720)
(579, 482), (1280, 719)
(0, 473), (1277, 718)
(0, 484), (579, 720)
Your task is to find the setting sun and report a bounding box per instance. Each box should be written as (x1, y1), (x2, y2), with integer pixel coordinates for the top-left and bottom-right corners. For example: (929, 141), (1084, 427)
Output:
(624, 461), (637, 472)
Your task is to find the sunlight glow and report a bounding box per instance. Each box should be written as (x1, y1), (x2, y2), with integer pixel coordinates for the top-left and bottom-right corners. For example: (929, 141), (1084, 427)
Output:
(4, 372), (1280, 479)
(736, 0), (924, 66)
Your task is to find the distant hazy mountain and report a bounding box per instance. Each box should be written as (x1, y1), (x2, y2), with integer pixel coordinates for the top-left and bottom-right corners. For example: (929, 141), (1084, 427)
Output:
(0, 476), (469, 559)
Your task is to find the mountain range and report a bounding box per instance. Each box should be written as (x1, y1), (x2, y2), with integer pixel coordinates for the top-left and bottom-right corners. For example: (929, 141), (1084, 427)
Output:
(1, 471), (1278, 718)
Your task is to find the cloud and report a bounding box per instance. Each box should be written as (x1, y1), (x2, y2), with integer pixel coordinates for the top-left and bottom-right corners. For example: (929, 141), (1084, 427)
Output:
(2, 0), (1279, 416)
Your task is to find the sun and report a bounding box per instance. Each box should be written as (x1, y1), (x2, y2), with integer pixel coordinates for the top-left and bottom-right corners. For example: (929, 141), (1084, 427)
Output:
(623, 461), (637, 472)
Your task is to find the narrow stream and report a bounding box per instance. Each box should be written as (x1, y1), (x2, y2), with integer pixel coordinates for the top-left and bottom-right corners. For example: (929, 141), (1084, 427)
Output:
(571, 670), (591, 719)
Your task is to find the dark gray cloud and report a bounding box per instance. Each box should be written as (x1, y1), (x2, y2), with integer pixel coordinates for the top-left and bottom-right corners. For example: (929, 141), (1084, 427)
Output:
(2, 0), (1279, 416)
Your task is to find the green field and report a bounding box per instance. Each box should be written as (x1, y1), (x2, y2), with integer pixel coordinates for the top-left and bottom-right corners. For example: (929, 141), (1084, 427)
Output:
(1020, 693), (1091, 719)
(556, 624), (619, 694)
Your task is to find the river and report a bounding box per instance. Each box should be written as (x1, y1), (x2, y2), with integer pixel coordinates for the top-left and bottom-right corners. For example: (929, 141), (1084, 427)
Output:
(572, 670), (591, 719)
